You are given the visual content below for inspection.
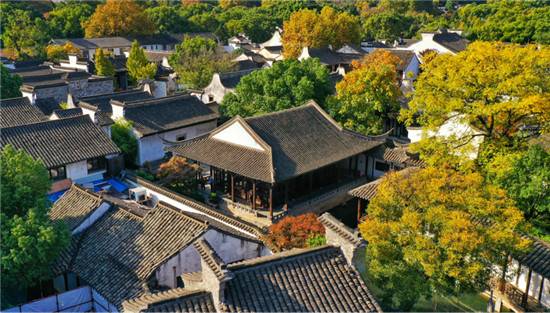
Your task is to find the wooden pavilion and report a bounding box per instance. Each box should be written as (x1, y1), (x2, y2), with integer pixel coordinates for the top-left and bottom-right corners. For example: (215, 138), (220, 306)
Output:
(164, 101), (388, 220)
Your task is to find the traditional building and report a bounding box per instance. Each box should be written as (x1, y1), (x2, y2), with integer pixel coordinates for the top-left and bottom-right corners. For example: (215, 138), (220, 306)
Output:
(200, 69), (259, 104)
(49, 183), (268, 311)
(260, 27), (283, 48)
(392, 29), (470, 55)
(0, 115), (121, 185)
(11, 64), (114, 105)
(0, 97), (48, 127)
(50, 33), (219, 61)
(165, 101), (388, 221)
(110, 94), (219, 165)
(123, 212), (382, 313)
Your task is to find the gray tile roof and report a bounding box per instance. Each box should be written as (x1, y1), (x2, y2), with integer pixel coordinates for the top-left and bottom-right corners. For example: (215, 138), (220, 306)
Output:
(78, 90), (154, 115)
(307, 47), (341, 65)
(219, 71), (257, 89)
(166, 101), (385, 183)
(433, 32), (470, 53)
(349, 167), (422, 201)
(53, 200), (209, 310)
(224, 245), (382, 312)
(35, 97), (62, 115)
(119, 94), (219, 137)
(388, 49), (416, 71)
(145, 50), (172, 63)
(125, 174), (266, 243)
(124, 289), (215, 313)
(52, 108), (83, 119)
(348, 180), (382, 200)
(0, 115), (121, 168)
(0, 97), (47, 127)
(318, 213), (366, 246)
(235, 59), (259, 71)
(48, 184), (105, 232)
(370, 145), (426, 167)
(518, 236), (550, 279)
(51, 33), (218, 50)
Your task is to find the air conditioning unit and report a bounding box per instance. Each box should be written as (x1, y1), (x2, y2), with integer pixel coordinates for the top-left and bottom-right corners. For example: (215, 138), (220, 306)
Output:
(129, 187), (147, 202)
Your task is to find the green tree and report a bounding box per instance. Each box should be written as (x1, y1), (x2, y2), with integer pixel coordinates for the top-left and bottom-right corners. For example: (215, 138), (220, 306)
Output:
(111, 118), (139, 167)
(1, 64), (22, 100)
(1, 10), (35, 60)
(361, 12), (415, 41)
(127, 40), (157, 87)
(329, 49), (402, 135)
(487, 144), (550, 229)
(0, 145), (71, 290)
(146, 5), (189, 34)
(225, 11), (278, 43)
(359, 166), (531, 311)
(47, 2), (94, 38)
(94, 48), (115, 78)
(0, 145), (52, 218)
(219, 58), (331, 120)
(168, 36), (236, 89)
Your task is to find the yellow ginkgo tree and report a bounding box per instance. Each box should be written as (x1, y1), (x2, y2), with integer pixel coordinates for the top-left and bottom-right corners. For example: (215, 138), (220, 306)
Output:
(401, 42), (550, 164)
(359, 166), (532, 311)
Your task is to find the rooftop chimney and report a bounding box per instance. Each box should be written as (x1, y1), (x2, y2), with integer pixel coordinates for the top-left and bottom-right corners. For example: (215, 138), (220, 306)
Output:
(318, 213), (366, 265)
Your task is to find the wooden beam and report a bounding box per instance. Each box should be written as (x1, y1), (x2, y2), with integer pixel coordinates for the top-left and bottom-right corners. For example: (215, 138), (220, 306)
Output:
(269, 185), (273, 219)
(357, 198), (361, 223)
(252, 180), (256, 211)
(522, 268), (533, 308)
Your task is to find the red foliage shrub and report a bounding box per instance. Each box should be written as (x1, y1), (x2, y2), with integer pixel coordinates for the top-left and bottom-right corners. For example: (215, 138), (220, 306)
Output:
(264, 213), (325, 250)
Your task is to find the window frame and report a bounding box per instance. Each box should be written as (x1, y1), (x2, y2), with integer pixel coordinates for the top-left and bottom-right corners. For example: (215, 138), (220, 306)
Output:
(375, 161), (390, 172)
(87, 157), (106, 174)
(49, 165), (67, 181)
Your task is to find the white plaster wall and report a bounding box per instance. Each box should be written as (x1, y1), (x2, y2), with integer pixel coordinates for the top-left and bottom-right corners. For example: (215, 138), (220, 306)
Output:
(66, 160), (106, 183)
(212, 121), (264, 151)
(138, 120), (217, 165)
(22, 91), (36, 104)
(102, 125), (111, 137)
(508, 262), (550, 309)
(407, 128), (423, 143)
(154, 81), (167, 98)
(403, 38), (454, 56)
(155, 229), (265, 288)
(110, 104), (125, 119)
(403, 55), (420, 79)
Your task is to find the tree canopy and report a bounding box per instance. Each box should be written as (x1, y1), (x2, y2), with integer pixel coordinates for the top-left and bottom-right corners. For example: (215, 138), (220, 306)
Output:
(94, 48), (116, 80)
(401, 42), (550, 161)
(168, 35), (236, 89)
(329, 49), (402, 135)
(156, 156), (201, 198)
(1, 64), (22, 100)
(282, 7), (361, 59)
(219, 58), (332, 120)
(82, 0), (156, 38)
(126, 41), (157, 87)
(111, 118), (139, 167)
(0, 145), (71, 290)
(46, 2), (94, 39)
(44, 42), (81, 63)
(359, 166), (531, 311)
(264, 214), (325, 251)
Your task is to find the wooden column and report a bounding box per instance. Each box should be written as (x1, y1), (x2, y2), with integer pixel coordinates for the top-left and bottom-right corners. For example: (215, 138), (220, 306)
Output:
(522, 268), (533, 308)
(357, 198), (361, 223)
(269, 185), (273, 219)
(252, 180), (256, 211)
(231, 174), (235, 202)
(515, 263), (521, 285)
